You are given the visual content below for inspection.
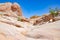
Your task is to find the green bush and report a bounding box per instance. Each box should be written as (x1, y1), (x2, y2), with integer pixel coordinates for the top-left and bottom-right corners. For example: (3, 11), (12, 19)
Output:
(49, 8), (59, 17)
(17, 16), (21, 21)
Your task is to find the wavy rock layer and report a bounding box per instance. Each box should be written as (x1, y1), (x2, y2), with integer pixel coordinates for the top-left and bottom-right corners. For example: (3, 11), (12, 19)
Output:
(0, 20), (60, 40)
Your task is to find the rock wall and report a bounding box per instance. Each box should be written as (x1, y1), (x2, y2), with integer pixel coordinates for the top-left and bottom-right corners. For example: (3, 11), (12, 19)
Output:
(0, 2), (22, 17)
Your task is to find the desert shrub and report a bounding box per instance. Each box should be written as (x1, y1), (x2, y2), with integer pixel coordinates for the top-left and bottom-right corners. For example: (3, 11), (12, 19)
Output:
(30, 15), (40, 19)
(49, 8), (59, 17)
(17, 16), (21, 21)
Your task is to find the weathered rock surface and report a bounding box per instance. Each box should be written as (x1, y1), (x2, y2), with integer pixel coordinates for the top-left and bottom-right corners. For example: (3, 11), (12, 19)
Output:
(0, 20), (60, 40)
(0, 2), (60, 40)
(26, 20), (60, 40)
(0, 2), (22, 17)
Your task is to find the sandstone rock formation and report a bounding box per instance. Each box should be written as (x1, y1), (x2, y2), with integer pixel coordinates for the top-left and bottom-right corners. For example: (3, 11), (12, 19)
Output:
(0, 2), (30, 23)
(0, 2), (60, 40)
(0, 2), (22, 17)
(30, 13), (60, 25)
(11, 3), (22, 16)
(0, 20), (60, 40)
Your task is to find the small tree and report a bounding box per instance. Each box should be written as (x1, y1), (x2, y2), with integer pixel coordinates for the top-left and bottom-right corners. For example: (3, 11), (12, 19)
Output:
(49, 8), (59, 17)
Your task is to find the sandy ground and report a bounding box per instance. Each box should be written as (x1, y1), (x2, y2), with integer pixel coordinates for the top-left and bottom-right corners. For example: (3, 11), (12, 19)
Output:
(0, 20), (60, 40)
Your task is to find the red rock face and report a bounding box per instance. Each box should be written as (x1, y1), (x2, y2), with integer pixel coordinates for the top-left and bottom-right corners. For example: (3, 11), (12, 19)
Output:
(0, 5), (7, 11)
(11, 3), (22, 16)
(42, 15), (54, 22)
(31, 14), (56, 25)
(0, 2), (22, 16)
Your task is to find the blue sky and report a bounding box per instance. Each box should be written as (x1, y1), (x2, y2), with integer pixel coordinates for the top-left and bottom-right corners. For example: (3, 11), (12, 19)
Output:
(0, 0), (60, 18)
